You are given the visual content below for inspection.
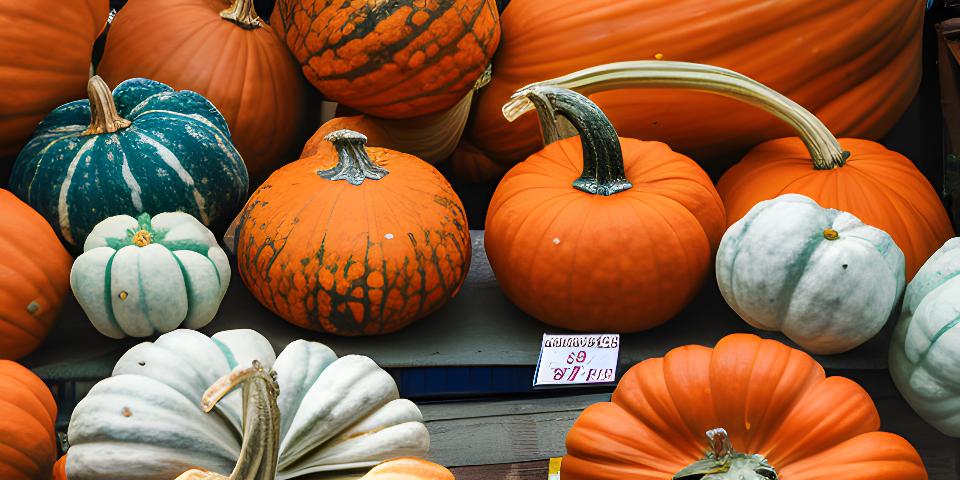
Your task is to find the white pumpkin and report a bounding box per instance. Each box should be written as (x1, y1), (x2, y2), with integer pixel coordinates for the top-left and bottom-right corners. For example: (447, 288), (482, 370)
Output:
(890, 237), (960, 437)
(70, 212), (230, 338)
(716, 194), (906, 354)
(66, 329), (430, 479)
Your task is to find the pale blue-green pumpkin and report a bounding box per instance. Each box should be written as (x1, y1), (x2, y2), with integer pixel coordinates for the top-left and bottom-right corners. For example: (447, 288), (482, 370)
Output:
(716, 193), (906, 355)
(70, 212), (230, 339)
(890, 237), (960, 437)
(10, 75), (248, 250)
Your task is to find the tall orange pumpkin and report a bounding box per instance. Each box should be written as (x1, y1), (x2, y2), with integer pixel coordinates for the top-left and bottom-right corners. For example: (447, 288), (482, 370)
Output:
(270, 0), (500, 119)
(0, 360), (58, 480)
(485, 86), (724, 332)
(458, 0), (922, 181)
(0, 189), (72, 360)
(235, 130), (470, 335)
(97, 0), (311, 185)
(562, 334), (927, 480)
(0, 0), (109, 161)
(512, 61), (953, 280)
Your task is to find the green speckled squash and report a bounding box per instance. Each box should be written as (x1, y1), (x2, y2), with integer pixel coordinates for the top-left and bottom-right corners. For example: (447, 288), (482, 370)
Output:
(10, 76), (248, 251)
(70, 212), (230, 339)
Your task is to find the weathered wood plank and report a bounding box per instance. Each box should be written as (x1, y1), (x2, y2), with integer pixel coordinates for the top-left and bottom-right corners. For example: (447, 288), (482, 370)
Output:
(451, 461), (549, 480)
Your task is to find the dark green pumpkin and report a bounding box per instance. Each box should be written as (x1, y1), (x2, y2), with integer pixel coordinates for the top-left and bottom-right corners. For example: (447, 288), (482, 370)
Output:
(10, 76), (248, 250)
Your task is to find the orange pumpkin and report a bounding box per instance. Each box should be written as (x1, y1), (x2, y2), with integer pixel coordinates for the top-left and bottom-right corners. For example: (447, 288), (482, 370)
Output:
(0, 189), (72, 360)
(562, 334), (927, 480)
(97, 0), (311, 185)
(458, 0), (922, 181)
(270, 0), (500, 119)
(362, 458), (455, 480)
(235, 130), (470, 335)
(510, 60), (953, 280)
(485, 86), (724, 332)
(0, 360), (58, 480)
(53, 456), (67, 480)
(0, 0), (109, 160)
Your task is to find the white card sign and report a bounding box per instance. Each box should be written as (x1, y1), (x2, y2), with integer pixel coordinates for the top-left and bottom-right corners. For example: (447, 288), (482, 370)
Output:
(534, 333), (620, 386)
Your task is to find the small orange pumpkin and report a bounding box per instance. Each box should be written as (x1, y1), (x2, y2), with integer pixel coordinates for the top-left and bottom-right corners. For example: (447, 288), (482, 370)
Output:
(0, 360), (58, 480)
(562, 334), (927, 480)
(235, 130), (470, 335)
(362, 458), (455, 480)
(0, 189), (72, 360)
(485, 86), (724, 332)
(52, 456), (67, 480)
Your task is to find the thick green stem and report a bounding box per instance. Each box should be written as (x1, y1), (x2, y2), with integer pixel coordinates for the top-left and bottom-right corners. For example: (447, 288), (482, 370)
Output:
(320, 130), (389, 185)
(673, 428), (778, 480)
(502, 60), (850, 170)
(511, 86), (631, 196)
(83, 76), (131, 136)
(220, 0), (261, 29)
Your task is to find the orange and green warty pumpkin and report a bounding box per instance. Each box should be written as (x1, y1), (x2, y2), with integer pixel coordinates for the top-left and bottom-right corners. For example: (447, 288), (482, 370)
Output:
(562, 334), (927, 480)
(0, 360), (58, 480)
(235, 130), (470, 335)
(457, 0), (923, 181)
(485, 86), (724, 332)
(270, 0), (500, 119)
(0, 189), (72, 360)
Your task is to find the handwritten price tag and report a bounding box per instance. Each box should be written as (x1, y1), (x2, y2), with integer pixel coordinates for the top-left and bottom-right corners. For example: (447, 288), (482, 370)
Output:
(533, 333), (620, 387)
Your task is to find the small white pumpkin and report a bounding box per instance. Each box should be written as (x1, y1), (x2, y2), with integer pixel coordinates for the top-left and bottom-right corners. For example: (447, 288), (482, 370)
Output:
(66, 329), (430, 479)
(716, 193), (906, 354)
(890, 237), (960, 437)
(70, 212), (230, 338)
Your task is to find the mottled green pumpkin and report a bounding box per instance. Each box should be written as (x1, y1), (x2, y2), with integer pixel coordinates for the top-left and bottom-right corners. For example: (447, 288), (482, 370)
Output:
(10, 76), (248, 250)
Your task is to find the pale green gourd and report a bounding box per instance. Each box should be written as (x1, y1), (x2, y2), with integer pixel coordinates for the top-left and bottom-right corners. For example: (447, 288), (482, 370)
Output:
(70, 212), (229, 338)
(890, 237), (960, 437)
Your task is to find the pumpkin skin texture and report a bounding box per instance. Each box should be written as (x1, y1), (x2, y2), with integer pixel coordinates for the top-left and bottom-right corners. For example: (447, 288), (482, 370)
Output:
(0, 0), (109, 161)
(10, 77), (249, 251)
(485, 87), (724, 332)
(562, 334), (927, 480)
(890, 238), (960, 437)
(361, 458), (454, 480)
(0, 190), (72, 360)
(66, 329), (430, 479)
(717, 194), (905, 355)
(461, 0), (922, 180)
(0, 360), (58, 480)
(718, 138), (953, 280)
(236, 130), (470, 336)
(97, 0), (310, 185)
(53, 456), (67, 480)
(70, 212), (231, 339)
(270, 0), (500, 119)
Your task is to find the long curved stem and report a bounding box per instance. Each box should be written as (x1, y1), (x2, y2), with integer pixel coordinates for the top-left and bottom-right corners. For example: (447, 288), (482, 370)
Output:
(220, 0), (262, 29)
(511, 86), (631, 196)
(83, 76), (131, 136)
(502, 61), (849, 170)
(320, 130), (389, 185)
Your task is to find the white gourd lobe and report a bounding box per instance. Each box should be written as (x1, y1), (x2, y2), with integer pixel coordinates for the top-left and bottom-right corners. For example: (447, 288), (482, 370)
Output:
(891, 238), (960, 437)
(717, 194), (905, 355)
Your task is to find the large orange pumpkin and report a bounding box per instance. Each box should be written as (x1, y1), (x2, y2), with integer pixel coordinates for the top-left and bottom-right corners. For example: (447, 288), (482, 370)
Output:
(97, 0), (311, 185)
(458, 0), (922, 181)
(0, 0), (109, 161)
(270, 0), (500, 119)
(0, 360), (58, 480)
(485, 86), (724, 332)
(235, 130), (470, 335)
(0, 189), (72, 360)
(511, 60), (953, 280)
(562, 334), (927, 480)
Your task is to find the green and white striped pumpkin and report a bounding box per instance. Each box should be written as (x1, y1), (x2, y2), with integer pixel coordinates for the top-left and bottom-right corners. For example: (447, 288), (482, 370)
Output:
(9, 76), (248, 250)
(890, 237), (960, 437)
(70, 212), (230, 339)
(716, 193), (906, 355)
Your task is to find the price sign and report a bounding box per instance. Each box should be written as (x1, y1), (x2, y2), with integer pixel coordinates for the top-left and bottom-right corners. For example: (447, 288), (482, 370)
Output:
(533, 333), (620, 387)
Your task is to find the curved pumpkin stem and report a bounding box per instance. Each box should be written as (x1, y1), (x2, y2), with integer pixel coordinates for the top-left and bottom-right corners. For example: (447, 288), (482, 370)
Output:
(220, 0), (261, 29)
(175, 360), (281, 480)
(320, 130), (390, 185)
(511, 86), (632, 196)
(83, 76), (131, 136)
(673, 428), (778, 480)
(502, 61), (850, 170)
